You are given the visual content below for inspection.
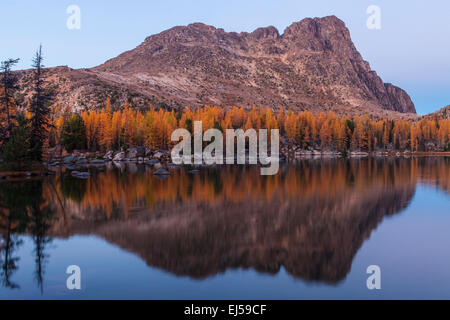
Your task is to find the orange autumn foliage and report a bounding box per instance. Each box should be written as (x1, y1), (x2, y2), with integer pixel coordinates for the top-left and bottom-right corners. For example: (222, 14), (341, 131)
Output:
(46, 101), (450, 152)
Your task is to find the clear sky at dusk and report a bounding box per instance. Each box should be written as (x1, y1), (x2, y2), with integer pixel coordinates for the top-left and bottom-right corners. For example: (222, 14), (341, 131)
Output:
(1, 0), (449, 114)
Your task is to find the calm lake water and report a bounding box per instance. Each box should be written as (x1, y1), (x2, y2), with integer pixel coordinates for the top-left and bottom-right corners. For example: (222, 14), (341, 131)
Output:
(0, 157), (449, 299)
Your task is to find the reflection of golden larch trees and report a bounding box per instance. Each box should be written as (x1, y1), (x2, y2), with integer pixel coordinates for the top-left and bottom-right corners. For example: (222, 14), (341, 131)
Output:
(44, 158), (450, 222)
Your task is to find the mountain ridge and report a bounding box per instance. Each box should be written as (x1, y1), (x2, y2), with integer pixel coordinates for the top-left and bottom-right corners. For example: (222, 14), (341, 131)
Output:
(431, 105), (450, 119)
(15, 16), (417, 117)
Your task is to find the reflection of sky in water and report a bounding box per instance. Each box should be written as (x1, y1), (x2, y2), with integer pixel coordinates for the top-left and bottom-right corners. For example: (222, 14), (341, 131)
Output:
(1, 183), (449, 300)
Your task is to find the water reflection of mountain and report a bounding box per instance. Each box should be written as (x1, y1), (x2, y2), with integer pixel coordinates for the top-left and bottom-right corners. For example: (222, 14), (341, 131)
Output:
(92, 186), (414, 284)
(1, 158), (449, 285)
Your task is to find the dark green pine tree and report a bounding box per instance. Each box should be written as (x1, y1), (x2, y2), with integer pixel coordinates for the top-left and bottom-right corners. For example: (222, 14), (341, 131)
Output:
(0, 58), (20, 143)
(29, 45), (53, 161)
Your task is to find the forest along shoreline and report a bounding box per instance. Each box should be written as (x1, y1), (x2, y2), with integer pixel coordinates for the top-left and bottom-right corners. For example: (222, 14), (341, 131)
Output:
(2, 103), (450, 181)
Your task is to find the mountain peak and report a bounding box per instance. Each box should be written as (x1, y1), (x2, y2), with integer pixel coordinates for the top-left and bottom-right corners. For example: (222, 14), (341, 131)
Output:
(284, 15), (346, 33)
(21, 17), (416, 115)
(250, 26), (280, 40)
(430, 105), (450, 119)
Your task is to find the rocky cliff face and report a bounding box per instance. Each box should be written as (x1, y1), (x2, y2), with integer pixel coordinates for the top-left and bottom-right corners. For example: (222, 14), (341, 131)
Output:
(91, 15), (416, 114)
(16, 16), (416, 115)
(431, 105), (450, 119)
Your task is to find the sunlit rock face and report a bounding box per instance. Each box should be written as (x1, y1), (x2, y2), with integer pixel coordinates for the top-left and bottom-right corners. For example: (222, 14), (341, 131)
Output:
(92, 16), (416, 114)
(15, 17), (415, 116)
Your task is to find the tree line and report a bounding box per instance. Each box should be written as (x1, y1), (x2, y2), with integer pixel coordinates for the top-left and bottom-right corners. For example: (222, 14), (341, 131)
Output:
(49, 103), (450, 154)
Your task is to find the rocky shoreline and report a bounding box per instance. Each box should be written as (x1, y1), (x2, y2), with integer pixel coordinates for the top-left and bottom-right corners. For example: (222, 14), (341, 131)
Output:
(0, 146), (449, 181)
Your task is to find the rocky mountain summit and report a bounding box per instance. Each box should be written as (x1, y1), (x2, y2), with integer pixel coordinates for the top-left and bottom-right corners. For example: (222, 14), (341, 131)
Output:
(16, 16), (416, 116)
(431, 105), (450, 119)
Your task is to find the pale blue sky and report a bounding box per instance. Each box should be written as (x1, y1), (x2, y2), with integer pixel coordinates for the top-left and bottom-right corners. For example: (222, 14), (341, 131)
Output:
(1, 0), (449, 114)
